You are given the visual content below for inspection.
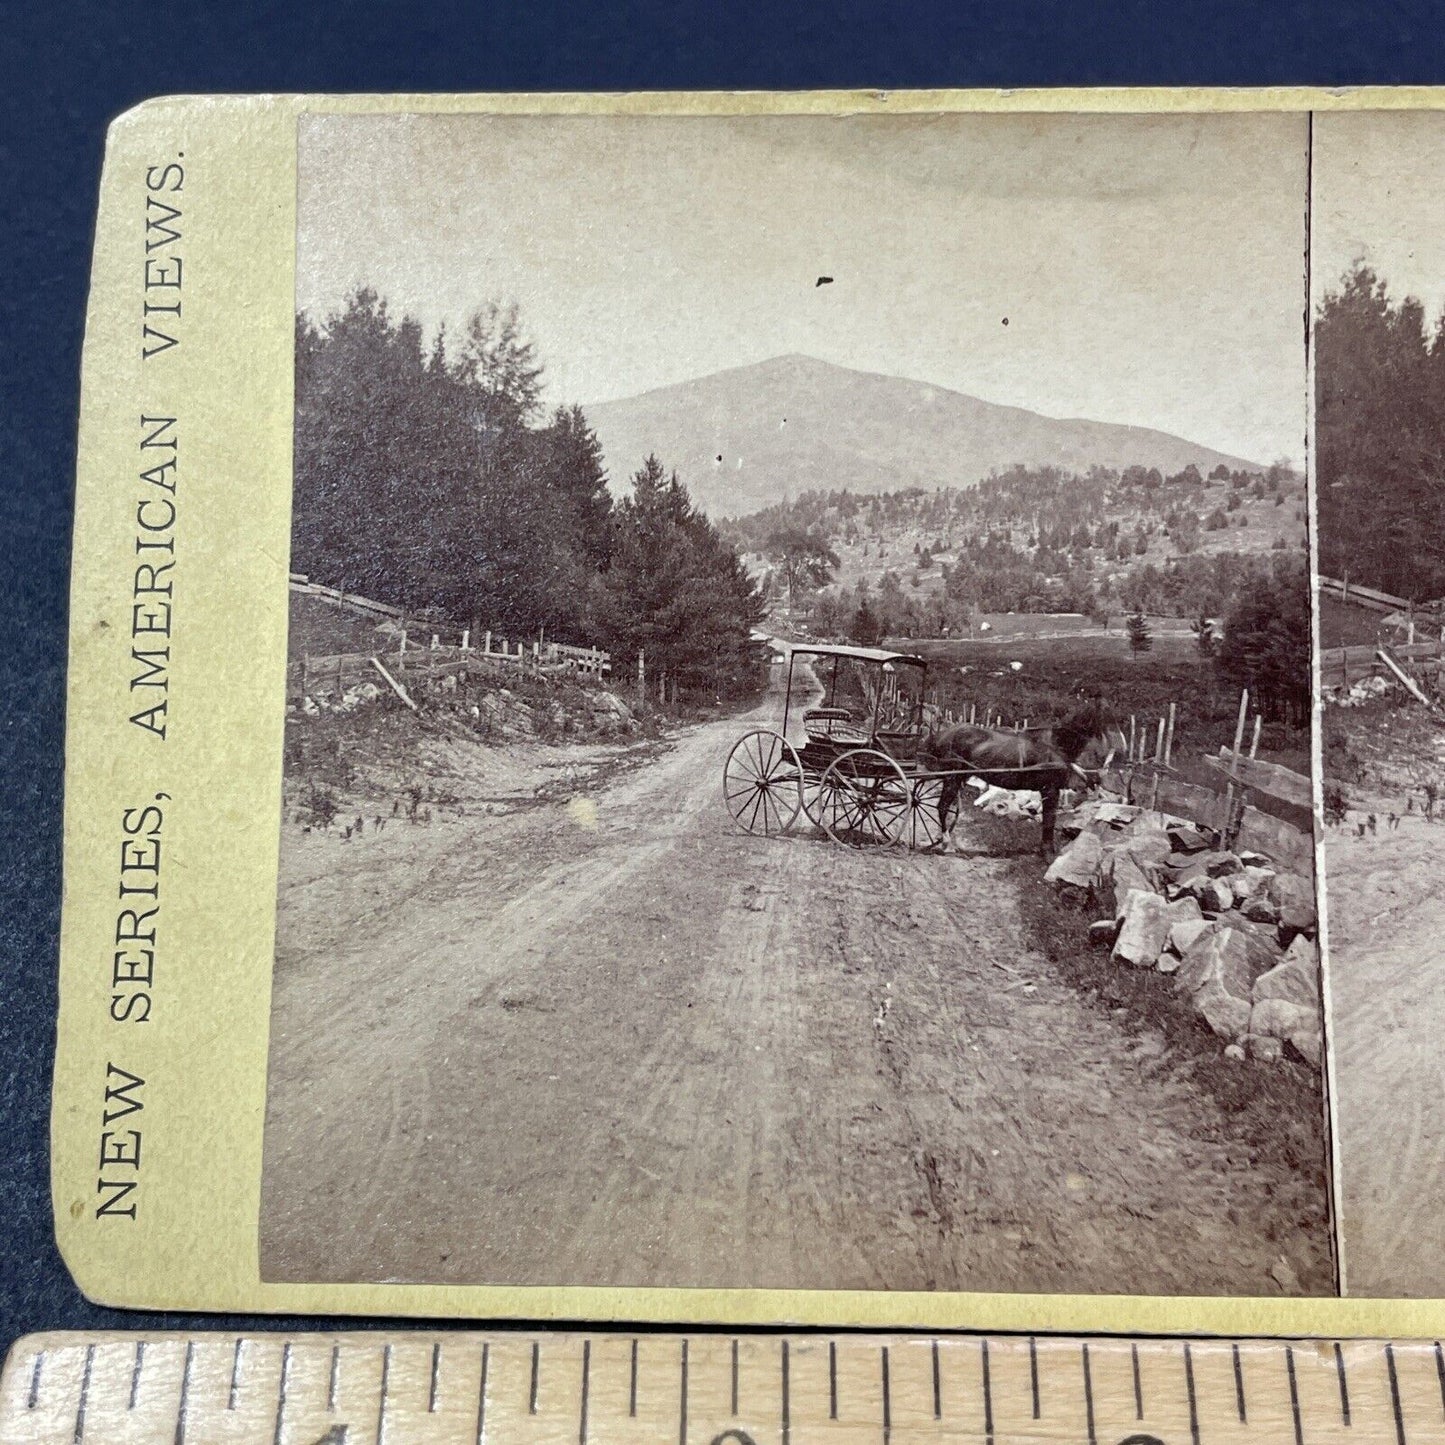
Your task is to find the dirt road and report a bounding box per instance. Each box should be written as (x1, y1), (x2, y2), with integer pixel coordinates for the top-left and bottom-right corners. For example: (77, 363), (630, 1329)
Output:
(1326, 821), (1445, 1296)
(261, 677), (1330, 1295)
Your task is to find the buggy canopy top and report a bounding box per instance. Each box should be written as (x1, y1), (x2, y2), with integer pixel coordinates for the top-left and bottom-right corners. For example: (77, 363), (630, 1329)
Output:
(784, 642), (927, 668)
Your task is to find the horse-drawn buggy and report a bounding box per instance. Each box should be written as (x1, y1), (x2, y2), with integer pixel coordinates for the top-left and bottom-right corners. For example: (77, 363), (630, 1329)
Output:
(722, 642), (1105, 854)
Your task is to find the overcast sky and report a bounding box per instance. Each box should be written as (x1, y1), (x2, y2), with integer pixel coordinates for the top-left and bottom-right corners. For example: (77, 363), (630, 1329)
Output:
(1313, 110), (1445, 325)
(298, 110), (1310, 464)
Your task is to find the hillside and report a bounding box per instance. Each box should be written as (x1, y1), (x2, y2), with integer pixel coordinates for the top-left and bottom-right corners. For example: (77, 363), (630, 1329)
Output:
(584, 354), (1261, 519)
(723, 463), (1308, 639)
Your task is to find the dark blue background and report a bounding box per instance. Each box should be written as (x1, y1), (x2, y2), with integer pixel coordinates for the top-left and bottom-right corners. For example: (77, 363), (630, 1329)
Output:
(2, 0), (1440, 1357)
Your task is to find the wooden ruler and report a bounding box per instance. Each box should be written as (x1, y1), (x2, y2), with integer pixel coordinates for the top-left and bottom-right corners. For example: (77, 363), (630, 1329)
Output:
(3, 1330), (1444, 1445)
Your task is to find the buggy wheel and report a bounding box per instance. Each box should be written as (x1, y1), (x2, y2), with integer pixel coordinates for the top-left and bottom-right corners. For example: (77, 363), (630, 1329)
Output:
(723, 729), (804, 837)
(818, 748), (910, 848)
(900, 775), (947, 851)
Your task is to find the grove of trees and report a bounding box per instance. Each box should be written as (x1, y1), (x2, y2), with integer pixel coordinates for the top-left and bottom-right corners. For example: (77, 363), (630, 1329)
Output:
(1316, 263), (1445, 600)
(292, 289), (763, 697)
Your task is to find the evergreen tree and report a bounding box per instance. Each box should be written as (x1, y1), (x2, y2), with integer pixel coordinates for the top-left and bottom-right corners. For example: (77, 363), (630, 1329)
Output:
(851, 599), (883, 647)
(602, 456), (765, 694)
(1214, 556), (1310, 723)
(291, 290), (764, 701)
(1316, 264), (1445, 599)
(1126, 611), (1153, 654)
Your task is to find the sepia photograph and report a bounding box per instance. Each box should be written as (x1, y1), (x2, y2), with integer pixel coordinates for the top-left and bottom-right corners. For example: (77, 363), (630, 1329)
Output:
(1313, 109), (1445, 1298)
(258, 109), (1330, 1296)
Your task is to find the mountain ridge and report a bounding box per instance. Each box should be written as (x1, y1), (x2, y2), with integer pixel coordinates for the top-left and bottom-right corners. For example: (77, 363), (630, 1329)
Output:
(582, 354), (1263, 520)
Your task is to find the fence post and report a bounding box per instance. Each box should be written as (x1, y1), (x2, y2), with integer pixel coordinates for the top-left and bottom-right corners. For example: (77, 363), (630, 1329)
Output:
(1164, 702), (1176, 767)
(485, 630), (492, 656)
(637, 649), (646, 711)
(399, 631), (408, 672)
(462, 629), (470, 652)
(431, 634), (439, 652)
(1232, 688), (1250, 759)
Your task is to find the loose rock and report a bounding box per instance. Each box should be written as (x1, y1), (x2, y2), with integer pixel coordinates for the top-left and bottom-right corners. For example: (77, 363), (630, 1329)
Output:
(1167, 822), (1214, 854)
(1168, 916), (1216, 958)
(1044, 831), (1105, 889)
(1195, 981), (1253, 1038)
(1269, 871), (1317, 940)
(1110, 854), (1155, 916)
(1242, 896), (1281, 925)
(1117, 821), (1174, 873)
(1112, 890), (1173, 968)
(1247, 1033), (1283, 1063)
(1177, 926), (1274, 1038)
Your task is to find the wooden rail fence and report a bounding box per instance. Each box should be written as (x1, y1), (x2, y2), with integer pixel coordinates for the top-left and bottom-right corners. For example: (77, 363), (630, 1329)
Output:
(1317, 574), (1414, 614)
(1319, 639), (1444, 688)
(288, 574), (611, 691)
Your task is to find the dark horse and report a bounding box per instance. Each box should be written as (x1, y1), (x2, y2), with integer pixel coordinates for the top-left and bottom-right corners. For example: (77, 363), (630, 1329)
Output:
(918, 703), (1108, 856)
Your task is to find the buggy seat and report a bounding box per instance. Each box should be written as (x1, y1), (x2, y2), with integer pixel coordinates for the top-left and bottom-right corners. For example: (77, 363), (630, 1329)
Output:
(802, 706), (869, 745)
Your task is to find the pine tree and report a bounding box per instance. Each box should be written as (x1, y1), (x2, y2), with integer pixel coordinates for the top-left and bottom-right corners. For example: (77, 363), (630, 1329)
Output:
(851, 599), (883, 647)
(602, 456), (765, 696)
(1214, 557), (1310, 723)
(1316, 264), (1445, 600)
(1126, 611), (1152, 654)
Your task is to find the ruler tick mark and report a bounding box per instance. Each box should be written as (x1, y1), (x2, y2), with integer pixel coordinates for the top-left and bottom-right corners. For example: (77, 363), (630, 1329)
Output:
(1435, 1341), (1445, 1419)
(429, 1342), (441, 1413)
(579, 1340), (590, 1445)
(174, 1341), (194, 1445)
(1286, 1345), (1303, 1445)
(680, 1339), (689, 1445)
(829, 1341), (837, 1420)
(1234, 1342), (1248, 1424)
(1386, 1343), (1407, 1445)
(377, 1344), (393, 1445)
(1185, 1342), (1199, 1445)
(881, 1344), (891, 1444)
(983, 1338), (995, 1445)
(229, 1339), (244, 1411)
(630, 1339), (638, 1417)
(328, 1343), (340, 1412)
(530, 1341), (540, 1415)
(781, 1340), (790, 1445)
(273, 1342), (292, 1445)
(26, 1351), (43, 1410)
(1335, 1342), (1350, 1426)
(932, 1338), (941, 1420)
(731, 1338), (739, 1417)
(1131, 1341), (1143, 1421)
(475, 1343), (489, 1445)
(129, 1340), (145, 1410)
(1080, 1342), (1094, 1445)
(72, 1343), (95, 1444)
(1029, 1336), (1039, 1420)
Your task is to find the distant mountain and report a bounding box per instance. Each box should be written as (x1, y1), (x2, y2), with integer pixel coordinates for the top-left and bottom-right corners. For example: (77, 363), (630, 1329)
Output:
(583, 355), (1261, 520)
